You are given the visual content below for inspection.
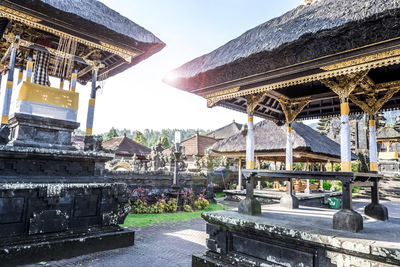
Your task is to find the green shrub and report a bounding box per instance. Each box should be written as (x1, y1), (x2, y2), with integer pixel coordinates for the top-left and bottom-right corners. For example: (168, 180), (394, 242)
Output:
(165, 198), (178, 213)
(352, 187), (360, 193)
(230, 184), (237, 190)
(131, 199), (149, 214)
(194, 198), (209, 210)
(184, 204), (193, 212)
(149, 200), (166, 214)
(322, 181), (342, 191)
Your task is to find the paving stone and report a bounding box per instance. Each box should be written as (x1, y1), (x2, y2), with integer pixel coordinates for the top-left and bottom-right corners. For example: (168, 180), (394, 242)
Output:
(24, 218), (207, 267)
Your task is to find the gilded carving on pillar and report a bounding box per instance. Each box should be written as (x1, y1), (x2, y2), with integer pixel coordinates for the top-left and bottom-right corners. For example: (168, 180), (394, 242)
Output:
(349, 76), (400, 116)
(321, 70), (369, 101)
(245, 93), (266, 114)
(277, 96), (311, 123)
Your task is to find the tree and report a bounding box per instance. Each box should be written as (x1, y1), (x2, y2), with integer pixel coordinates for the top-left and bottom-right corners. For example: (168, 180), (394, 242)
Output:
(105, 127), (118, 141)
(133, 131), (147, 146)
(160, 135), (170, 149)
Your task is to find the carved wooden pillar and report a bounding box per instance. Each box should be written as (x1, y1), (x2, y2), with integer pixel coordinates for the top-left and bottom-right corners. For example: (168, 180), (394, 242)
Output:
(1, 35), (20, 126)
(85, 67), (98, 136)
(322, 71), (368, 172)
(25, 57), (33, 83)
(278, 96), (310, 172)
(319, 162), (324, 192)
(238, 93), (265, 215)
(238, 158), (242, 190)
(70, 70), (77, 92)
(60, 78), (64, 89)
(349, 78), (400, 172)
(256, 157), (262, 190)
(17, 67), (23, 85)
(277, 96), (310, 208)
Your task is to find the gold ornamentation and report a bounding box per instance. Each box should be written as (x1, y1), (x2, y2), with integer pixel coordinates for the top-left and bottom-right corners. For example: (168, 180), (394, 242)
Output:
(321, 71), (369, 101)
(321, 48), (400, 71)
(0, 5), (138, 61)
(277, 96), (311, 123)
(204, 87), (239, 99)
(245, 93), (266, 114)
(201, 50), (400, 105)
(100, 42), (135, 61)
(205, 87), (240, 108)
(349, 78), (400, 116)
(0, 5), (41, 22)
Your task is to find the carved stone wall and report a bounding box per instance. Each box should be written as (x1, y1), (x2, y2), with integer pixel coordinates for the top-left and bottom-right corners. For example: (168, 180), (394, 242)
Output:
(105, 170), (208, 199)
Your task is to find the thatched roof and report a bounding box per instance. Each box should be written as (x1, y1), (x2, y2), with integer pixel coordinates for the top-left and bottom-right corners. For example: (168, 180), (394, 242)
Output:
(165, 0), (400, 91)
(211, 120), (357, 162)
(377, 127), (400, 140)
(102, 135), (150, 158)
(1, 0), (165, 81)
(163, 134), (218, 157)
(207, 121), (244, 140)
(39, 0), (163, 45)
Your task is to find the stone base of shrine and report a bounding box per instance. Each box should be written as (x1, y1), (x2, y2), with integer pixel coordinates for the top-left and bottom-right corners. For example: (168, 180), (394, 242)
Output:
(0, 227), (134, 266)
(224, 189), (342, 207)
(192, 207), (400, 267)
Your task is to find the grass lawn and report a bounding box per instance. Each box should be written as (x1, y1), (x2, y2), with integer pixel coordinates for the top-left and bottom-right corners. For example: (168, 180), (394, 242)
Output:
(121, 203), (230, 227)
(215, 192), (226, 198)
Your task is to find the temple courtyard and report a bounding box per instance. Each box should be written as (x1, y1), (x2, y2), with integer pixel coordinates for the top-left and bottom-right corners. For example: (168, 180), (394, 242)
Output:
(22, 197), (400, 267)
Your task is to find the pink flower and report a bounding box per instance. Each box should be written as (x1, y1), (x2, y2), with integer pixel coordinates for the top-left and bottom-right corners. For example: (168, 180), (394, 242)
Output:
(188, 188), (193, 195)
(199, 194), (205, 199)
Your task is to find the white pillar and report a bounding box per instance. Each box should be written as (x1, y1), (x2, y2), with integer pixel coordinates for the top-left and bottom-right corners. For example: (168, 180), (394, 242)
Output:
(340, 99), (352, 172)
(286, 123), (293, 171)
(246, 114), (255, 170)
(369, 116), (378, 172)
(256, 158), (262, 190)
(319, 162), (324, 192)
(238, 158), (242, 190)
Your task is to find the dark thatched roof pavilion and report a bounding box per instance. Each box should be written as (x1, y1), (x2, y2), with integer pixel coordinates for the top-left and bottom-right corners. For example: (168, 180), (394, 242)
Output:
(102, 135), (151, 160)
(211, 120), (357, 163)
(0, 0), (165, 82)
(164, 0), (400, 121)
(377, 127), (400, 141)
(207, 120), (244, 140)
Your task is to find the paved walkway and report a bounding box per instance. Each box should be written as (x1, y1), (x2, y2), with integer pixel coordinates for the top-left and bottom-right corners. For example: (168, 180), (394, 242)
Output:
(24, 198), (400, 267)
(25, 218), (207, 267)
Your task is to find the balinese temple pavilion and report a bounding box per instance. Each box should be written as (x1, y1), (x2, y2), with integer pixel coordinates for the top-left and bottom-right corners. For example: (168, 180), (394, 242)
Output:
(165, 0), (400, 175)
(0, 0), (164, 265)
(164, 0), (400, 265)
(211, 120), (357, 190)
(0, 0), (165, 138)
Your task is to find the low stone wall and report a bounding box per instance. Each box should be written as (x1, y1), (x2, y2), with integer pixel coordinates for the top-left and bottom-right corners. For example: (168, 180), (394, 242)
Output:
(104, 170), (208, 200)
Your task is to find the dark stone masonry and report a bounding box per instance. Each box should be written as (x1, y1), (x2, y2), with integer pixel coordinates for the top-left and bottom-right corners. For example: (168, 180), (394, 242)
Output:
(0, 114), (133, 266)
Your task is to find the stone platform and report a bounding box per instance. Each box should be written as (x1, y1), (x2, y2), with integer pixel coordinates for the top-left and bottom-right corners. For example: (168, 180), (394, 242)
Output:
(0, 146), (133, 266)
(224, 189), (342, 207)
(193, 204), (400, 266)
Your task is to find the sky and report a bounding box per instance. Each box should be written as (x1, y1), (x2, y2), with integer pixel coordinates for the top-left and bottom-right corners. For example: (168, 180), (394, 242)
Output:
(1, 0), (305, 133)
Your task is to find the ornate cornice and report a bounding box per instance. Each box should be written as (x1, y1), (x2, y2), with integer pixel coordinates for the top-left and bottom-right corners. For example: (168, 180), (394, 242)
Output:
(321, 48), (400, 71)
(0, 5), (138, 62)
(203, 48), (400, 105)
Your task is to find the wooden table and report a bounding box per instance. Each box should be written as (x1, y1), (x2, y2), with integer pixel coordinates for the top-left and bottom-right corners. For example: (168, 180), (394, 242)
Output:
(240, 170), (388, 232)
